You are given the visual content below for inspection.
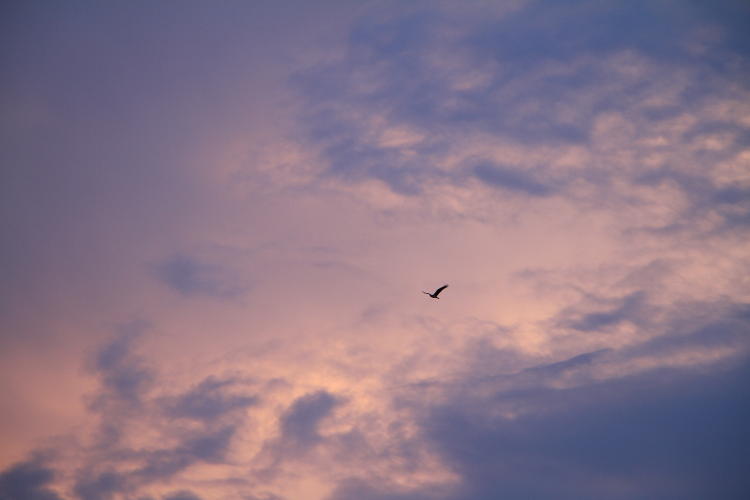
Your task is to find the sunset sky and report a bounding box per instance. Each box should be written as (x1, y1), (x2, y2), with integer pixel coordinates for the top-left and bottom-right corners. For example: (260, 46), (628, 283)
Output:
(2, 1), (749, 499)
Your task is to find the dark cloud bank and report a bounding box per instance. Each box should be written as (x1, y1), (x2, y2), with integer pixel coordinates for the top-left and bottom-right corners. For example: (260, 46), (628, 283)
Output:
(330, 304), (750, 500)
(0, 457), (63, 500)
(3, 304), (748, 499)
(331, 357), (750, 500)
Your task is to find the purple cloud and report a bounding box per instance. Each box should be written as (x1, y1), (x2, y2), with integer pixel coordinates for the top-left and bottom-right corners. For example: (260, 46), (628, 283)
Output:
(280, 390), (342, 449)
(163, 376), (258, 422)
(473, 163), (553, 197)
(0, 457), (62, 500)
(155, 254), (248, 299)
(328, 298), (750, 499)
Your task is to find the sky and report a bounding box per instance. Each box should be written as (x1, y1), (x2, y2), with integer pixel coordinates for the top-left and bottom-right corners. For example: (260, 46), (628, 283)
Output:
(1, 1), (749, 499)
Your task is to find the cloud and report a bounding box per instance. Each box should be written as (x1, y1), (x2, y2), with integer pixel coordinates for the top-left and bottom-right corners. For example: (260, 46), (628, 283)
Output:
(136, 492), (207, 500)
(279, 390), (341, 449)
(521, 348), (609, 378)
(73, 470), (124, 500)
(328, 478), (450, 500)
(70, 423), (239, 498)
(134, 426), (236, 482)
(420, 357), (750, 500)
(155, 254), (248, 299)
(473, 163), (553, 196)
(57, 327), (261, 498)
(163, 376), (258, 422)
(242, 494), (284, 500)
(0, 457), (63, 500)
(558, 291), (648, 332)
(623, 301), (750, 359)
(327, 300), (750, 500)
(77, 321), (156, 455)
(289, 0), (750, 249)
(2, 323), (292, 499)
(162, 491), (204, 500)
(89, 320), (154, 407)
(633, 167), (750, 235)
(253, 389), (358, 483)
(335, 358), (750, 500)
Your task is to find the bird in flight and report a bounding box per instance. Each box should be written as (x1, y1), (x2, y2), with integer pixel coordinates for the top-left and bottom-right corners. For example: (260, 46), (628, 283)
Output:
(423, 284), (448, 299)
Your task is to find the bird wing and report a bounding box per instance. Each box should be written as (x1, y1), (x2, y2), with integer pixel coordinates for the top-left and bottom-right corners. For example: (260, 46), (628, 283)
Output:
(433, 284), (448, 296)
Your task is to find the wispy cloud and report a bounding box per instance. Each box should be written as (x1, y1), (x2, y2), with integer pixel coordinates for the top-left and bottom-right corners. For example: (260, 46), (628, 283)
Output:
(26, 326), (266, 499)
(557, 291), (648, 332)
(155, 254), (249, 299)
(473, 162), (553, 197)
(162, 376), (258, 422)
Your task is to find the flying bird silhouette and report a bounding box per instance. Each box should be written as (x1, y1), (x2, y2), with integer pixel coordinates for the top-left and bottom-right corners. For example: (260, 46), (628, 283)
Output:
(423, 284), (448, 299)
